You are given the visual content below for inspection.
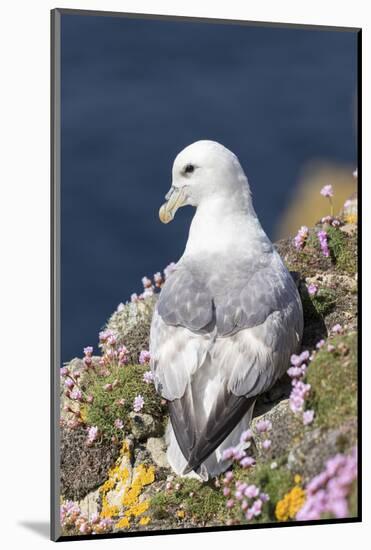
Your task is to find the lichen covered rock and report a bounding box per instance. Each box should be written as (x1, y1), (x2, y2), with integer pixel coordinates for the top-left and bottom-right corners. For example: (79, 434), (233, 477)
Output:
(60, 426), (121, 501)
(105, 296), (157, 364)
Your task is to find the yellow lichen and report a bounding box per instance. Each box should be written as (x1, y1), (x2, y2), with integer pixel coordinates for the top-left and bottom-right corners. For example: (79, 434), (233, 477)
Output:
(115, 517), (130, 529)
(275, 485), (306, 521)
(100, 499), (120, 519)
(98, 445), (155, 528)
(345, 214), (357, 224)
(294, 474), (302, 484)
(122, 465), (155, 507)
(124, 500), (150, 517)
(139, 516), (151, 526)
(176, 510), (185, 519)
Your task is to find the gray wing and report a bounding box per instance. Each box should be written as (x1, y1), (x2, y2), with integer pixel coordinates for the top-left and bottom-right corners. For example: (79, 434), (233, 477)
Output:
(156, 263), (214, 332)
(150, 252), (303, 473)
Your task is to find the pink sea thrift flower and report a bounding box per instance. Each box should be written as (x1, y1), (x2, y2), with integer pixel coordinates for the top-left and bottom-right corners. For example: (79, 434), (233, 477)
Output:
(294, 226), (309, 250)
(224, 471), (234, 483)
(317, 230), (330, 257)
(290, 350), (310, 367)
(297, 448), (357, 521)
(65, 378), (74, 390)
(91, 513), (100, 524)
(87, 426), (99, 444)
(262, 439), (272, 450)
(153, 272), (163, 286)
(289, 379), (311, 413)
(344, 199), (352, 209)
(83, 346), (93, 356)
(118, 345), (129, 365)
(142, 276), (152, 288)
(131, 293), (139, 303)
(244, 484), (260, 499)
(331, 324), (342, 334)
(71, 389), (83, 401)
(256, 419), (272, 433)
(139, 350), (151, 364)
(240, 456), (255, 469)
(133, 394), (144, 412)
(320, 184), (333, 197)
(307, 283), (318, 296)
(143, 370), (154, 384)
(164, 262), (176, 279)
(114, 418), (124, 430)
(303, 409), (315, 425)
(240, 429), (253, 442)
(316, 339), (325, 349)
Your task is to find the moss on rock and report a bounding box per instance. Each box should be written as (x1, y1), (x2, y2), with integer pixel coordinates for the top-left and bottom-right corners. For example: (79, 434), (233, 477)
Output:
(85, 363), (165, 441)
(151, 478), (226, 526)
(306, 333), (357, 429)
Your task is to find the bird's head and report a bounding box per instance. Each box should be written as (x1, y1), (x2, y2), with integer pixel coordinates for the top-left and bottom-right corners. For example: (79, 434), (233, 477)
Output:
(159, 140), (250, 224)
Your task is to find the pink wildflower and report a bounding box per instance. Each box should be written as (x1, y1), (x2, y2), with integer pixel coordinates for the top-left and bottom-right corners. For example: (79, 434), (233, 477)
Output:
(164, 262), (176, 279)
(139, 350), (151, 364)
(294, 226), (309, 250)
(240, 456), (255, 469)
(86, 426), (99, 444)
(114, 418), (124, 430)
(317, 230), (330, 257)
(307, 283), (318, 296)
(320, 184), (333, 197)
(240, 429), (253, 442)
(64, 378), (74, 390)
(256, 419), (272, 433)
(143, 370), (154, 384)
(316, 339), (325, 349)
(133, 394), (144, 412)
(142, 276), (152, 289)
(303, 409), (315, 425)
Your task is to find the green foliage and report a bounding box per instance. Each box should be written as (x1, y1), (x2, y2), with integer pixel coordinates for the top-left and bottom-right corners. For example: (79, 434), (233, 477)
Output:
(327, 226), (357, 274)
(151, 478), (226, 524)
(311, 287), (337, 317)
(85, 364), (164, 440)
(306, 333), (357, 429)
(234, 461), (294, 523)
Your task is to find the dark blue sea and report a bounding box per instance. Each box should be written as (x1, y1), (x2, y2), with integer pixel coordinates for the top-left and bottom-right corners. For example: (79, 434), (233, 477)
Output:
(60, 13), (357, 363)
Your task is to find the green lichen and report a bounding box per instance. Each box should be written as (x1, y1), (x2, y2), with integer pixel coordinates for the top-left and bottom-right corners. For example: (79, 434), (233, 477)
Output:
(85, 364), (164, 440)
(306, 333), (357, 429)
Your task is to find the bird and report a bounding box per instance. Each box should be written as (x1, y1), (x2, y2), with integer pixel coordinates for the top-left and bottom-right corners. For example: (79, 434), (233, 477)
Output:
(149, 140), (303, 480)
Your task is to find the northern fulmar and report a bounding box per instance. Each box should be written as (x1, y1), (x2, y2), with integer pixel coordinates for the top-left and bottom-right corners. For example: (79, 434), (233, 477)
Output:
(149, 140), (303, 480)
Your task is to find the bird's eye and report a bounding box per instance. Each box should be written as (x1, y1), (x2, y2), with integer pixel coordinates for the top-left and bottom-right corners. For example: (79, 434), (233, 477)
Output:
(184, 164), (195, 174)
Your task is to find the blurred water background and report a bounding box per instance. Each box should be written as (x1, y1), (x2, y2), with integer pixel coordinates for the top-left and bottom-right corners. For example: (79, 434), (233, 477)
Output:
(61, 13), (357, 362)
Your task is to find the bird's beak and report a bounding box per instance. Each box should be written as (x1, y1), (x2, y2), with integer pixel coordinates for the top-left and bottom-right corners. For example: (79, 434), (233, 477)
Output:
(159, 186), (187, 224)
